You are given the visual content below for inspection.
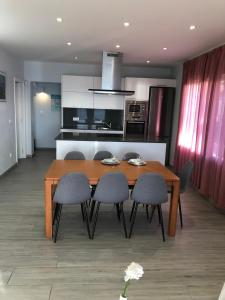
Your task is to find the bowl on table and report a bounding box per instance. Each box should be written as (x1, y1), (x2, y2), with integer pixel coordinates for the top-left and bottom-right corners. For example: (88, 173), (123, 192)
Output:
(128, 158), (146, 166)
(101, 157), (120, 165)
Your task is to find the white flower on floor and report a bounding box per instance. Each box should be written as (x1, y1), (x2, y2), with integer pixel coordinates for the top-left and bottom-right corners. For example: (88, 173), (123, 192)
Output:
(124, 262), (144, 281)
(121, 262), (144, 299)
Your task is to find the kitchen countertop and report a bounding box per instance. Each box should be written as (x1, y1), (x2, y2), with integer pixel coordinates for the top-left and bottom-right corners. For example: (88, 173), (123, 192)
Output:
(55, 132), (168, 143)
(62, 124), (123, 131)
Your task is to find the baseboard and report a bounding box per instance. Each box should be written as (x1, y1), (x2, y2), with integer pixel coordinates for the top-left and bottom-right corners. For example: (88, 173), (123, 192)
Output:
(35, 147), (56, 151)
(0, 163), (17, 177)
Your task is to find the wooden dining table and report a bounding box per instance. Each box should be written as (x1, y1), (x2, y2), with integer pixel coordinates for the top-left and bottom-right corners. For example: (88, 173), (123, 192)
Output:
(44, 160), (180, 239)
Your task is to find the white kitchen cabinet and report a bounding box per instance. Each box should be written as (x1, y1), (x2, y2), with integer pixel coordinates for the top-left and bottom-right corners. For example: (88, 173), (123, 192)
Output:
(62, 75), (93, 92)
(124, 77), (176, 101)
(93, 77), (102, 89)
(63, 91), (93, 108)
(93, 94), (124, 110)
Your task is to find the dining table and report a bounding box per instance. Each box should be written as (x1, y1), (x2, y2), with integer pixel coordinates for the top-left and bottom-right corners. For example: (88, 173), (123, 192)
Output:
(44, 160), (180, 239)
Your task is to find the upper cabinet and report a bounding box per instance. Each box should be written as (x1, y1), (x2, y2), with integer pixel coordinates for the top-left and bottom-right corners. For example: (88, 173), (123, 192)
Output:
(124, 77), (176, 101)
(93, 77), (102, 89)
(63, 92), (93, 109)
(93, 94), (124, 110)
(62, 75), (93, 92)
(62, 75), (124, 110)
(62, 75), (94, 108)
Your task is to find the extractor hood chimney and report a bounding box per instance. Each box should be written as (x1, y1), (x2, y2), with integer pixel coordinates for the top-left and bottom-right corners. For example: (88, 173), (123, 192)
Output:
(88, 51), (134, 95)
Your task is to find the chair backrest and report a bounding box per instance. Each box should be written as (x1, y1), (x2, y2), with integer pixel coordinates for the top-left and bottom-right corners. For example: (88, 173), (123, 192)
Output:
(64, 151), (85, 160)
(53, 172), (91, 204)
(179, 161), (194, 193)
(122, 152), (140, 161)
(93, 151), (113, 160)
(132, 173), (168, 205)
(93, 172), (129, 203)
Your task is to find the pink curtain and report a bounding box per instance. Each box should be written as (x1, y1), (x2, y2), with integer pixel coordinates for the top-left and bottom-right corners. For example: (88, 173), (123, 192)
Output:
(174, 45), (225, 210)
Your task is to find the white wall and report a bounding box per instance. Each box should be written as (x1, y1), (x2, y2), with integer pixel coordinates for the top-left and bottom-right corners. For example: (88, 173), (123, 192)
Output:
(0, 48), (24, 175)
(24, 61), (176, 83)
(170, 62), (183, 165)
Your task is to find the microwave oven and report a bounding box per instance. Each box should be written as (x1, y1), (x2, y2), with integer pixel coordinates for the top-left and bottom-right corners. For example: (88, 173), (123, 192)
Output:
(125, 100), (148, 121)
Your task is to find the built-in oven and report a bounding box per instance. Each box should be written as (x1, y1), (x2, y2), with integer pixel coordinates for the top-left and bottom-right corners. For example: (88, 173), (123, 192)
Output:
(125, 100), (148, 137)
(126, 121), (146, 136)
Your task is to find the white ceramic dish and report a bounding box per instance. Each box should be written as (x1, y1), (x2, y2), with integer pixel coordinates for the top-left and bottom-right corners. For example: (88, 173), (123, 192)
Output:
(101, 158), (120, 165)
(128, 158), (147, 166)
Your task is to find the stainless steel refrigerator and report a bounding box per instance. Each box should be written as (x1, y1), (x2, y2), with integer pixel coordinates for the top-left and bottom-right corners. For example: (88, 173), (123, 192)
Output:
(147, 86), (175, 165)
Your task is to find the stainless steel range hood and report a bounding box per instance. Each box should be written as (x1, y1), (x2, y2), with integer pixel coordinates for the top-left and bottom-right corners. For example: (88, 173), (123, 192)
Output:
(88, 51), (134, 96)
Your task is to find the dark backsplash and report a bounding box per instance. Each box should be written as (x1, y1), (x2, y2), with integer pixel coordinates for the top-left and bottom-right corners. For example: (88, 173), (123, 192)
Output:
(63, 108), (124, 130)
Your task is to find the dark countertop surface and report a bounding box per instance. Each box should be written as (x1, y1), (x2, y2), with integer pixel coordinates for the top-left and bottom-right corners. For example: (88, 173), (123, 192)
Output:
(62, 124), (123, 131)
(55, 132), (168, 143)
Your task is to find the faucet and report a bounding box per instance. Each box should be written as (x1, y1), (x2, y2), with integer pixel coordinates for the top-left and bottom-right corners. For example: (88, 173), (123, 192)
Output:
(104, 121), (112, 129)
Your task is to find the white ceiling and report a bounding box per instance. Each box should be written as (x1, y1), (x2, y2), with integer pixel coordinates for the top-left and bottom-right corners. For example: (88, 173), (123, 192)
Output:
(0, 0), (225, 66)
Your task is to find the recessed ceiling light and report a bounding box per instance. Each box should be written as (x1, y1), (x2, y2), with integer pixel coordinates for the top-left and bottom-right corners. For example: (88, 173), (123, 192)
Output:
(163, 47), (167, 50)
(189, 25), (196, 30)
(124, 22), (130, 27)
(74, 56), (78, 60)
(67, 42), (72, 46)
(146, 60), (150, 64)
(116, 44), (120, 48)
(56, 17), (63, 23)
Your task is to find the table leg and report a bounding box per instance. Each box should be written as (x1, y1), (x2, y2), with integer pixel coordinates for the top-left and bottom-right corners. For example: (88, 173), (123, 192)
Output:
(45, 180), (53, 239)
(168, 180), (180, 237)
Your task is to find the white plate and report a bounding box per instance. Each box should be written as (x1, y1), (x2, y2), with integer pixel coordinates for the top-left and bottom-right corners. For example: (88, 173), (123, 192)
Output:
(101, 158), (120, 165)
(128, 159), (146, 166)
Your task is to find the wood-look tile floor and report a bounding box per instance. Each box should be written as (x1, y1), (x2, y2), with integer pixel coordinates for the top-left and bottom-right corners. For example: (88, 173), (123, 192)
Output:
(0, 150), (224, 300)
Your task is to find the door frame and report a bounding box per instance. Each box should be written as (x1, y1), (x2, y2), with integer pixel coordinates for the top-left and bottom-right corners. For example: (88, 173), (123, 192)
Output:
(13, 77), (27, 162)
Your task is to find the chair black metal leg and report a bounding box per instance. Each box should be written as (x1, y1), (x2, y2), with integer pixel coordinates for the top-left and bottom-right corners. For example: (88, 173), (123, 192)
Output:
(89, 200), (96, 222)
(53, 204), (62, 243)
(91, 186), (96, 198)
(129, 201), (135, 221)
(158, 205), (165, 242)
(82, 202), (91, 239)
(178, 196), (183, 228)
(157, 205), (161, 224)
(116, 203), (121, 221)
(146, 205), (149, 220)
(53, 203), (59, 225)
(149, 205), (156, 223)
(128, 202), (138, 238)
(91, 202), (100, 239)
(120, 202), (127, 238)
(81, 203), (85, 221)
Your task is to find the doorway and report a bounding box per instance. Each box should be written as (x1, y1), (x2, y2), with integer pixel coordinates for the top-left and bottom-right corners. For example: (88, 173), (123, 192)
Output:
(14, 79), (27, 161)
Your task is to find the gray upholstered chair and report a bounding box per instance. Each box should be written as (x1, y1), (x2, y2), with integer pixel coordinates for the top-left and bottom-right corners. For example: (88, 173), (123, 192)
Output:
(122, 152), (140, 161)
(129, 173), (168, 241)
(173, 160), (194, 227)
(53, 172), (91, 242)
(93, 151), (113, 160)
(149, 160), (194, 228)
(90, 172), (129, 239)
(64, 151), (85, 160)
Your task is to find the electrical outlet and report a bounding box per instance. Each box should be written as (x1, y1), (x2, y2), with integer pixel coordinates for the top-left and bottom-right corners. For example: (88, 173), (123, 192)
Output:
(9, 153), (12, 158)
(73, 117), (79, 121)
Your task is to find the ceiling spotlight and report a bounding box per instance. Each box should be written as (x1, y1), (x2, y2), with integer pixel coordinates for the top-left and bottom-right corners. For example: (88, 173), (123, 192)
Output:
(116, 44), (120, 48)
(67, 42), (72, 46)
(163, 47), (167, 50)
(56, 17), (63, 23)
(189, 25), (196, 30)
(146, 60), (150, 64)
(124, 22), (130, 27)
